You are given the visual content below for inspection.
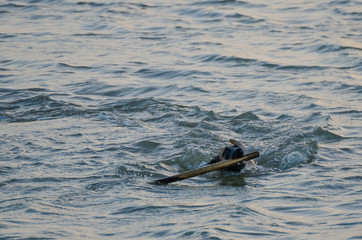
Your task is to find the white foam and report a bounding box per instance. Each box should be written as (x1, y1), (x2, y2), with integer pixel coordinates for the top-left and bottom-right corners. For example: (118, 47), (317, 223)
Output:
(280, 151), (307, 169)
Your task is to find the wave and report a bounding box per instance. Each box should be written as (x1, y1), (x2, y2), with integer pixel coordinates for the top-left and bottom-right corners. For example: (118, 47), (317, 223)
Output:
(226, 13), (265, 24)
(0, 89), (83, 122)
(0, 3), (36, 9)
(196, 54), (257, 65)
(312, 126), (345, 142)
(194, 53), (331, 70)
(178, 7), (223, 18)
(135, 67), (211, 79)
(178, 2), (266, 25)
(57, 63), (95, 70)
(312, 43), (362, 53)
(192, 0), (267, 9)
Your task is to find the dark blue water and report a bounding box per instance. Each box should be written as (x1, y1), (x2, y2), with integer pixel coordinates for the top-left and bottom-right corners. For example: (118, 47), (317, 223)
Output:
(1, 0), (361, 239)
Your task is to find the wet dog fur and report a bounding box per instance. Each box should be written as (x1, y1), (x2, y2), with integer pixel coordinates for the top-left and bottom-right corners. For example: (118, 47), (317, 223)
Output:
(207, 139), (256, 171)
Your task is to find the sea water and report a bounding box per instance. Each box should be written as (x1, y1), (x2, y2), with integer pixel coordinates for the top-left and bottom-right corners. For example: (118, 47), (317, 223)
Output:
(0, 0), (361, 239)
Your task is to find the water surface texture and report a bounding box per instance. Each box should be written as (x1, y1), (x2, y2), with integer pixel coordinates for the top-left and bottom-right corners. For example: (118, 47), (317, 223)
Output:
(1, 0), (361, 239)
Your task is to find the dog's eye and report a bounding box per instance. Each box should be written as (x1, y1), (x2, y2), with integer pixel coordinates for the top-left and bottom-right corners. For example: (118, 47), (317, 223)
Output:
(222, 147), (230, 155)
(222, 147), (232, 159)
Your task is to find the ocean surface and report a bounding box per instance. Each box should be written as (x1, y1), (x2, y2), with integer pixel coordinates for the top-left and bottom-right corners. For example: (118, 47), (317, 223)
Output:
(1, 0), (361, 239)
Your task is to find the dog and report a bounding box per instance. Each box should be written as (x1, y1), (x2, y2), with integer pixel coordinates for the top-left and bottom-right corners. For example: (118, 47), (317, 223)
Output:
(207, 139), (256, 171)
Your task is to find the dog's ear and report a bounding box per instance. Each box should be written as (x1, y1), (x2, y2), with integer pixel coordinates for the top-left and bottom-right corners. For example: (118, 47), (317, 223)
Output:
(229, 139), (247, 152)
(229, 139), (241, 146)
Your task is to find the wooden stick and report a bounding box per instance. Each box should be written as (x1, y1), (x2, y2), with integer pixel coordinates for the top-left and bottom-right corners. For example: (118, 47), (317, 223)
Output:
(152, 151), (259, 185)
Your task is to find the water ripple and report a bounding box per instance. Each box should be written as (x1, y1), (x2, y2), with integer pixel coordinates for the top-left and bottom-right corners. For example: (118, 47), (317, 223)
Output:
(1, 0), (361, 239)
